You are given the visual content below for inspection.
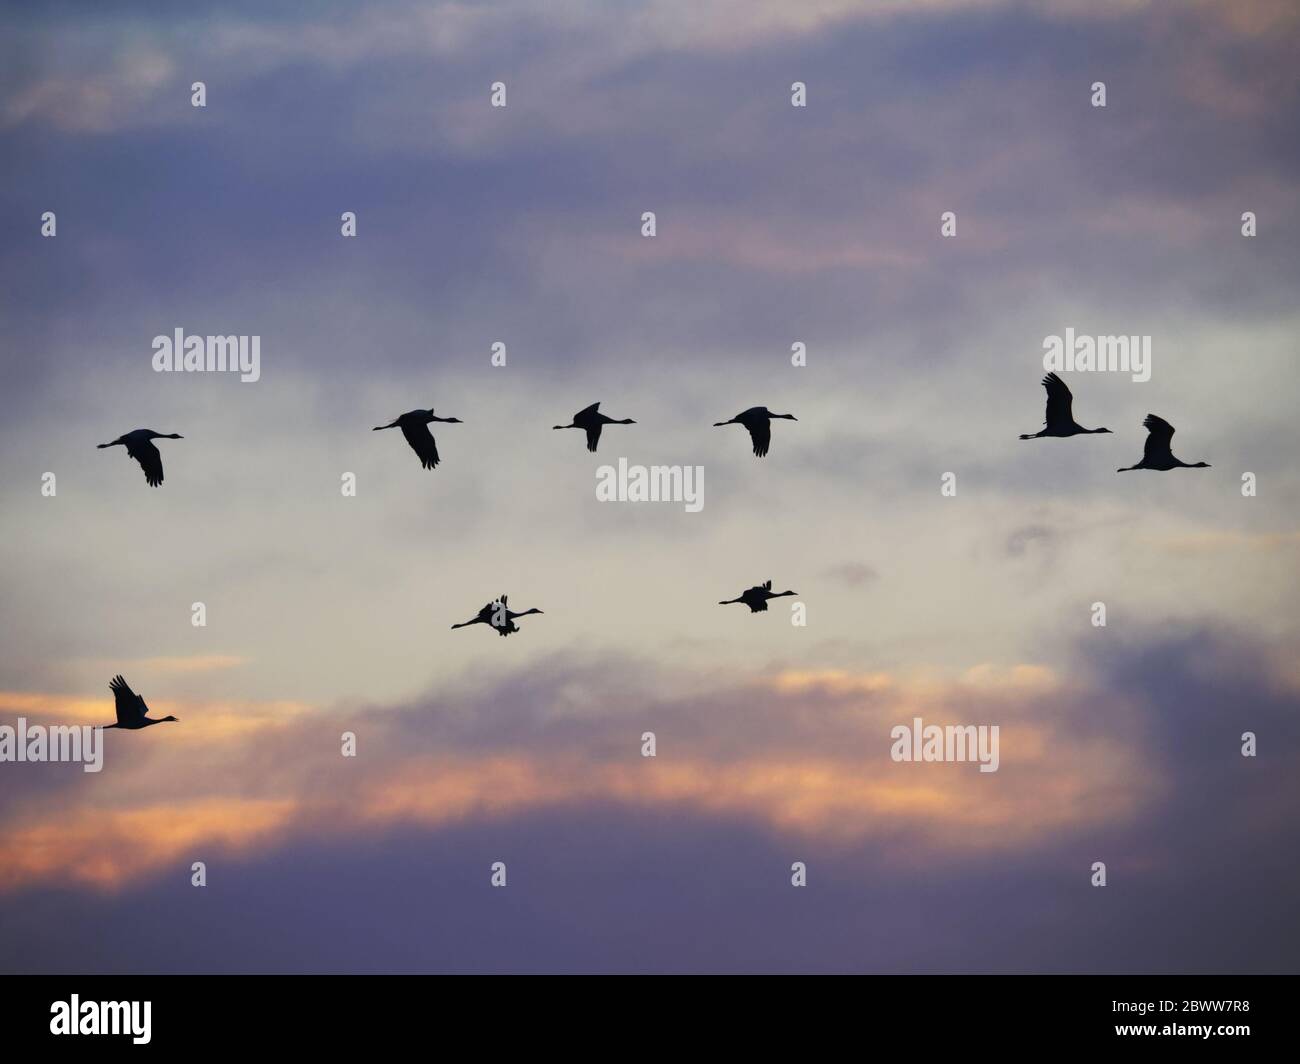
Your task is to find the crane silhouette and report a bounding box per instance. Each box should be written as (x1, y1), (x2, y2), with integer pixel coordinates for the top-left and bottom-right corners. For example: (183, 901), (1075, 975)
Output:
(553, 402), (636, 453)
(451, 595), (544, 636)
(97, 429), (184, 487)
(719, 580), (798, 613)
(1019, 372), (1111, 439)
(373, 408), (463, 469)
(714, 407), (797, 457)
(1117, 414), (1210, 472)
(100, 675), (179, 729)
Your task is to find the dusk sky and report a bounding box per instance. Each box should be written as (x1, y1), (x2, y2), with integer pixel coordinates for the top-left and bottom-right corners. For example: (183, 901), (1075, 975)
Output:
(1, 0), (1298, 972)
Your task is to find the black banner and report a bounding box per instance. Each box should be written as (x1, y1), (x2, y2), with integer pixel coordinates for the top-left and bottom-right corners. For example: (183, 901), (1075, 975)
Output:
(1, 975), (1289, 1051)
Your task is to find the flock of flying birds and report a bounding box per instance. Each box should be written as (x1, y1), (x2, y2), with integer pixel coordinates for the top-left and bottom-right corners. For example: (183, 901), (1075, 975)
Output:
(1019, 372), (1210, 471)
(95, 401), (794, 484)
(96, 377), (1211, 486)
(92, 374), (1208, 728)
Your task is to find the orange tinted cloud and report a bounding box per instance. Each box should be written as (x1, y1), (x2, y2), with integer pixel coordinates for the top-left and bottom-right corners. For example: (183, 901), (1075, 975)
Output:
(0, 690), (310, 741)
(0, 662), (1158, 893)
(0, 798), (296, 892)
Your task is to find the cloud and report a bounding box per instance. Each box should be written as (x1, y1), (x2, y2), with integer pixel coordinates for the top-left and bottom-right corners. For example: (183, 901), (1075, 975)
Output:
(1, 49), (175, 133)
(87, 655), (249, 674)
(1, 626), (1297, 971)
(1149, 529), (1300, 553)
(1, 0), (1298, 973)
(0, 642), (1178, 894)
(818, 562), (879, 587)
(1005, 523), (1055, 557)
(0, 797), (296, 893)
(6, 0), (1297, 141)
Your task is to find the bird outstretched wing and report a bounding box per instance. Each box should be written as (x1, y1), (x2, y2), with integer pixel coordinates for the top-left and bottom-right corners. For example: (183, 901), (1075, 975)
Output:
(762, 580), (772, 591)
(1042, 372), (1075, 432)
(400, 421), (441, 469)
(575, 402), (601, 419)
(746, 418), (771, 457)
(127, 438), (164, 487)
(585, 423), (603, 452)
(1142, 414), (1175, 462)
(109, 674), (146, 726)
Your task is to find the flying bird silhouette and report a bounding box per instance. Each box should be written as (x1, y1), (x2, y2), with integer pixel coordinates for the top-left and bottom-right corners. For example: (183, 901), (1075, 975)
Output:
(373, 408), (463, 469)
(719, 580), (798, 613)
(553, 402), (636, 453)
(1019, 372), (1111, 439)
(714, 407), (797, 457)
(451, 594), (544, 636)
(97, 429), (184, 487)
(1117, 414), (1210, 472)
(101, 675), (179, 730)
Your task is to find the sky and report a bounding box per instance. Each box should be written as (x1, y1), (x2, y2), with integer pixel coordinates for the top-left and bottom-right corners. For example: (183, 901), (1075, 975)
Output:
(0, 0), (1298, 972)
